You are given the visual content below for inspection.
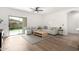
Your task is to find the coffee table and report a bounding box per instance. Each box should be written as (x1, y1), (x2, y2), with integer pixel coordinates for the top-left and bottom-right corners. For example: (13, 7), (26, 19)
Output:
(33, 30), (48, 37)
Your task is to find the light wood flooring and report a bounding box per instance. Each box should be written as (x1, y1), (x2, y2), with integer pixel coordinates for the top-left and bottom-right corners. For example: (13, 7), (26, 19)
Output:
(2, 34), (79, 51)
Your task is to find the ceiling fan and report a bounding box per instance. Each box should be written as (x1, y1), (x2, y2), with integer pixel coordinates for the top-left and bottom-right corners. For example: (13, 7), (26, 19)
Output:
(30, 7), (43, 13)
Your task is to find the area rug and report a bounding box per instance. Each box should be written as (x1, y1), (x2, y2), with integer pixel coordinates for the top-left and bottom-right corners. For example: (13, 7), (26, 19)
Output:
(21, 34), (42, 44)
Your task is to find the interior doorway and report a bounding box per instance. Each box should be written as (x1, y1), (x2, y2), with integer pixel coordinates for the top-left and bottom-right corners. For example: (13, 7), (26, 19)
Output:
(68, 11), (79, 34)
(9, 16), (27, 36)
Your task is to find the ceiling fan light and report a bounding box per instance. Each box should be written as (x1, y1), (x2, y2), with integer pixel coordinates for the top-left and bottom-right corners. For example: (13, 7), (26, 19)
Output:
(34, 11), (38, 14)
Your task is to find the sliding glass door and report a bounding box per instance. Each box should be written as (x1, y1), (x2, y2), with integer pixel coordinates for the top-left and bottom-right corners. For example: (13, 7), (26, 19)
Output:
(9, 16), (27, 36)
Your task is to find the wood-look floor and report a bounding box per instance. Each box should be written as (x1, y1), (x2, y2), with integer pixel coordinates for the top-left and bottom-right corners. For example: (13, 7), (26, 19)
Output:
(2, 34), (79, 51)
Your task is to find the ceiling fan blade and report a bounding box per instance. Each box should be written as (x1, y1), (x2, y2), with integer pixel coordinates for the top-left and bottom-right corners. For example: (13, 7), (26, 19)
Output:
(30, 8), (35, 10)
(30, 7), (43, 13)
(38, 10), (43, 11)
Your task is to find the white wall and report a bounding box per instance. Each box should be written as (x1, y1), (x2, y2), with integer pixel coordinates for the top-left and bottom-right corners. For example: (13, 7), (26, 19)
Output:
(42, 10), (68, 35)
(42, 8), (79, 35)
(0, 7), (43, 37)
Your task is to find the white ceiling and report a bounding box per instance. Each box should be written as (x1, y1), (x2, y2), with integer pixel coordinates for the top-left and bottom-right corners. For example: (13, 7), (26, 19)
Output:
(12, 7), (70, 14)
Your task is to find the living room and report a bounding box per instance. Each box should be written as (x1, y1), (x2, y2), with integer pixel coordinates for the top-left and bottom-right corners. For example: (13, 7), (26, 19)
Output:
(0, 7), (79, 51)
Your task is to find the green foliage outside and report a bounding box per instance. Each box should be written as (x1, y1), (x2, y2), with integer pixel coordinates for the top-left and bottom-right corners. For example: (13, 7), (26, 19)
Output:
(9, 19), (23, 30)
